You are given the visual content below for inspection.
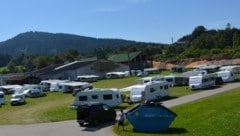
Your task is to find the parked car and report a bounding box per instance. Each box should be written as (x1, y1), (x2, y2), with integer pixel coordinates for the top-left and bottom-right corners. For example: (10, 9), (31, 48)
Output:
(10, 94), (26, 106)
(76, 103), (116, 126)
(25, 89), (46, 98)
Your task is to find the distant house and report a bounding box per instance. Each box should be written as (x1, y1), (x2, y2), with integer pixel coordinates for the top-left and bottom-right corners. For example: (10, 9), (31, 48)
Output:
(6, 75), (41, 85)
(108, 51), (149, 71)
(34, 59), (129, 80)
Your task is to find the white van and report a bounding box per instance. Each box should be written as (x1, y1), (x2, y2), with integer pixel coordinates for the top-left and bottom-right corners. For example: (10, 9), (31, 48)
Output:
(74, 88), (121, 107)
(0, 91), (5, 105)
(189, 73), (216, 90)
(130, 81), (170, 103)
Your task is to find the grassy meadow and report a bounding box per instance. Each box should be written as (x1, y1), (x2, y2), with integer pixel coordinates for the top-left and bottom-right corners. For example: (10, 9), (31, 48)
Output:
(114, 88), (240, 136)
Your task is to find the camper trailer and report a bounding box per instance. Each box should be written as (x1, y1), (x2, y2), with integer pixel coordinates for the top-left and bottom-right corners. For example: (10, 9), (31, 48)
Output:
(137, 76), (165, 85)
(74, 88), (121, 107)
(129, 81), (170, 103)
(219, 65), (240, 81)
(59, 81), (92, 93)
(40, 80), (69, 92)
(0, 91), (5, 105)
(164, 75), (188, 86)
(0, 85), (22, 94)
(217, 70), (236, 82)
(76, 75), (99, 82)
(105, 72), (125, 79)
(189, 73), (216, 90)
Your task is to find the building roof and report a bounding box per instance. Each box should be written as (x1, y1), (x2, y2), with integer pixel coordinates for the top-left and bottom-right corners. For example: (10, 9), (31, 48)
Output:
(108, 51), (141, 63)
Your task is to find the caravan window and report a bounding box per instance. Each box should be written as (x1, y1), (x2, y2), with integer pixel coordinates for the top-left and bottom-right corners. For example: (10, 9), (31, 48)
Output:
(160, 86), (163, 90)
(103, 94), (112, 100)
(150, 88), (155, 93)
(164, 85), (169, 90)
(79, 96), (88, 101)
(92, 95), (98, 99)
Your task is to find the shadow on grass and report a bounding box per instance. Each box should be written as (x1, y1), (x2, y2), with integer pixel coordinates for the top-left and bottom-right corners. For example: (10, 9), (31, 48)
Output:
(129, 127), (188, 135)
(162, 127), (188, 134)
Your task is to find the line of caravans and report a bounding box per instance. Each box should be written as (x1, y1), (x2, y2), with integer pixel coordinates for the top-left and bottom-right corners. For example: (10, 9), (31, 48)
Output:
(39, 80), (92, 93)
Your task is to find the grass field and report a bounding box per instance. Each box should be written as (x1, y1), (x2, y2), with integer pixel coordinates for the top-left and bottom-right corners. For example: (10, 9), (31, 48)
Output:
(113, 88), (240, 136)
(0, 71), (223, 125)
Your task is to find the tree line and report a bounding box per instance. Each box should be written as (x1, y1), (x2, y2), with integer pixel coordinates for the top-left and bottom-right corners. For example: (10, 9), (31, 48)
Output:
(154, 24), (240, 62)
(1, 24), (240, 73)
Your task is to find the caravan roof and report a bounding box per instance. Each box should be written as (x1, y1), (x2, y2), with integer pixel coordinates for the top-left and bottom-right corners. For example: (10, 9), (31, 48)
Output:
(60, 81), (90, 87)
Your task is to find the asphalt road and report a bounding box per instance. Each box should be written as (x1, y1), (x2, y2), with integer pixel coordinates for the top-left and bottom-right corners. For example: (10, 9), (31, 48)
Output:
(0, 82), (239, 136)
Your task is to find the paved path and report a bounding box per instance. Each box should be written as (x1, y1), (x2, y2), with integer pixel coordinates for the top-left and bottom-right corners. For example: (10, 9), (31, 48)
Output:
(162, 82), (240, 108)
(0, 82), (239, 136)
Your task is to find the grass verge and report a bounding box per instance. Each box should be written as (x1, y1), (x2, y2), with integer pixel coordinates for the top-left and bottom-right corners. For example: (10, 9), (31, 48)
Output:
(113, 88), (240, 136)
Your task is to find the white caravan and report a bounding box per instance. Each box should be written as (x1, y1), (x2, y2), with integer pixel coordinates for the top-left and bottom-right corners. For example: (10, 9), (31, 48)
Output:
(137, 76), (165, 85)
(216, 70), (236, 82)
(189, 73), (216, 90)
(130, 81), (170, 103)
(0, 85), (22, 94)
(74, 88), (121, 107)
(76, 75), (99, 82)
(59, 81), (92, 93)
(0, 91), (5, 105)
(105, 72), (125, 79)
(164, 75), (188, 86)
(40, 80), (69, 92)
(219, 65), (240, 81)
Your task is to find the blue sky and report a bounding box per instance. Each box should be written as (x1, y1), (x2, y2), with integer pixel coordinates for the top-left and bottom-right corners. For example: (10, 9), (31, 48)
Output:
(0, 0), (239, 44)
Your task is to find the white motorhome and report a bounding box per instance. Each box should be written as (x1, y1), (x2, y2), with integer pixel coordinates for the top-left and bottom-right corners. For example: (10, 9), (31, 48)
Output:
(130, 81), (170, 103)
(189, 73), (216, 90)
(216, 70), (236, 82)
(74, 88), (121, 107)
(59, 81), (92, 93)
(0, 91), (5, 105)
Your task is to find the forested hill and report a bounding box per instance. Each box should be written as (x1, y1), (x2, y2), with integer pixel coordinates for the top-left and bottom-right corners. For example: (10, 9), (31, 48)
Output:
(154, 25), (240, 61)
(0, 31), (165, 56)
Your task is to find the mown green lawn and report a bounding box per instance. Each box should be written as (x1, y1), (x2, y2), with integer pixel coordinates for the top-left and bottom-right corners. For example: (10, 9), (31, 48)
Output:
(0, 73), (205, 125)
(114, 88), (240, 136)
(0, 92), (76, 124)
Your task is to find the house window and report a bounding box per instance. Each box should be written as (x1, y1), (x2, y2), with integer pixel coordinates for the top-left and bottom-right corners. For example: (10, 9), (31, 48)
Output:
(92, 95), (98, 99)
(116, 94), (119, 99)
(79, 96), (88, 101)
(103, 94), (112, 100)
